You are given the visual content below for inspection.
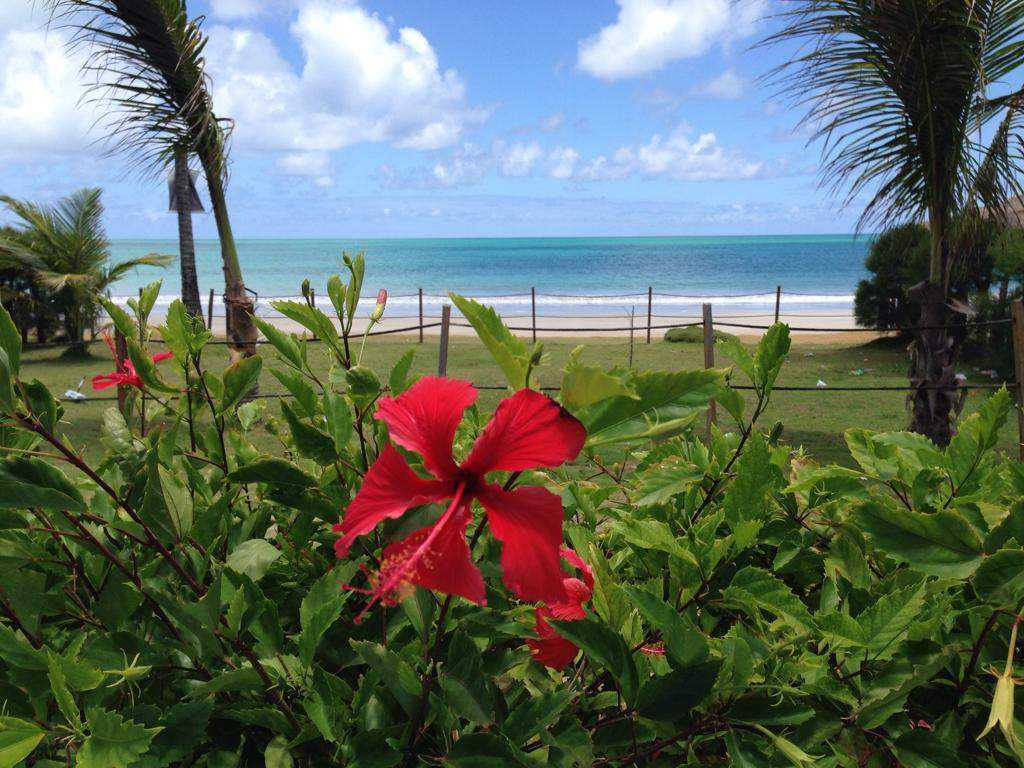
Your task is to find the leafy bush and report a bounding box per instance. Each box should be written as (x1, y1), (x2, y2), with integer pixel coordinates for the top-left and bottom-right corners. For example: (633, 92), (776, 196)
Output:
(0, 257), (1021, 766)
(663, 325), (739, 344)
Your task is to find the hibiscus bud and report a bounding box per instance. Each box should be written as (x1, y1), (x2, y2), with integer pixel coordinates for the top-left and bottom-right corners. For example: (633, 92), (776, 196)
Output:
(301, 279), (311, 299)
(370, 289), (388, 322)
(979, 619), (1021, 755)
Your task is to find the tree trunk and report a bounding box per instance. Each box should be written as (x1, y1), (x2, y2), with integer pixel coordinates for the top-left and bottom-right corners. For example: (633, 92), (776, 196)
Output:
(999, 277), (1010, 308)
(200, 157), (257, 362)
(174, 151), (203, 321)
(907, 280), (957, 446)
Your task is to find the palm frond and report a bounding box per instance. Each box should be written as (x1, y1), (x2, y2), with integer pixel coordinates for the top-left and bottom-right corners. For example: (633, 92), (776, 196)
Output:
(47, 0), (231, 180)
(765, 0), (999, 233)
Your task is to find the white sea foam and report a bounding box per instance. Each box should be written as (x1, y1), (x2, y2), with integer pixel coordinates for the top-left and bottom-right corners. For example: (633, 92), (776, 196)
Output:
(108, 290), (855, 316)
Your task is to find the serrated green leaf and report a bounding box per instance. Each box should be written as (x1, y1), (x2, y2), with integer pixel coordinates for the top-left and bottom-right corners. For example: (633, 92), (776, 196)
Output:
(77, 708), (160, 768)
(450, 293), (531, 389)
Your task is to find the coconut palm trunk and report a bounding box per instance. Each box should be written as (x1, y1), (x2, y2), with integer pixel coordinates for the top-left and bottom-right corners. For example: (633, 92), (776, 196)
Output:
(908, 229), (956, 444)
(174, 150), (203, 321)
(202, 156), (256, 358)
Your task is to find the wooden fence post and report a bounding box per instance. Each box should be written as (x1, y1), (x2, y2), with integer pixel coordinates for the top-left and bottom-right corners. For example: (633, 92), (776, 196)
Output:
(1011, 300), (1024, 460)
(309, 288), (315, 308)
(531, 287), (537, 344)
(207, 288), (214, 330)
(418, 288), (424, 344)
(646, 286), (653, 344)
(774, 285), (782, 325)
(703, 303), (716, 436)
(438, 304), (451, 376)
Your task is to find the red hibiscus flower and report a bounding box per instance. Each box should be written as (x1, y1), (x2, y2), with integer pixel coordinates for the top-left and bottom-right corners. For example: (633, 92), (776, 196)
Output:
(526, 547), (594, 669)
(92, 334), (173, 391)
(334, 376), (585, 619)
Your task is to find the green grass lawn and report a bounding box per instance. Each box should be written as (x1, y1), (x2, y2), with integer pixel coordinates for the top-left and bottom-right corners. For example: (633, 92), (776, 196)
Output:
(22, 331), (1016, 466)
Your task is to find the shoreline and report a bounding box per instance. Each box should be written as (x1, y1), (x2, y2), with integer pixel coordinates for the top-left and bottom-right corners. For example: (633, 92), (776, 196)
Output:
(187, 308), (879, 345)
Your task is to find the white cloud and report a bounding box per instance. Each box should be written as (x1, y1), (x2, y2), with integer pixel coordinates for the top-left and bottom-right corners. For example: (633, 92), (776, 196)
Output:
(208, 1), (487, 153)
(499, 141), (543, 177)
(578, 0), (766, 80)
(689, 68), (746, 99)
(276, 152), (333, 187)
(548, 147), (580, 180)
(0, 22), (99, 164)
(429, 143), (491, 188)
(577, 125), (763, 181)
(539, 113), (566, 132)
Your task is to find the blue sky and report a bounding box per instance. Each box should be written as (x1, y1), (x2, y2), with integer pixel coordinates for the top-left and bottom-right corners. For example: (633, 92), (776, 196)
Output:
(0, 0), (862, 238)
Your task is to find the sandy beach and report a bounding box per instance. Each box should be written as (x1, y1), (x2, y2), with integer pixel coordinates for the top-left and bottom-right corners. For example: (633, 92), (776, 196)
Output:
(189, 308), (879, 346)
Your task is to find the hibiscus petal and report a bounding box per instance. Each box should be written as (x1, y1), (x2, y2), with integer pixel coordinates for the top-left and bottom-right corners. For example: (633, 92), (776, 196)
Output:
(375, 376), (477, 480)
(333, 445), (451, 558)
(560, 546), (595, 591)
(526, 607), (579, 669)
(463, 389), (585, 475)
(475, 482), (566, 603)
(91, 373), (122, 391)
(377, 503), (485, 606)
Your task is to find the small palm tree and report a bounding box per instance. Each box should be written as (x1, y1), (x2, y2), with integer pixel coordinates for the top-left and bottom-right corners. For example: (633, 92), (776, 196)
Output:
(0, 189), (170, 354)
(48, 0), (258, 359)
(767, 0), (1024, 444)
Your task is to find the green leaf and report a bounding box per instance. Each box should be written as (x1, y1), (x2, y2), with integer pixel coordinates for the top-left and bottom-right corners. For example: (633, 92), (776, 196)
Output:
(560, 347), (637, 411)
(622, 587), (708, 668)
(298, 565), (354, 668)
(345, 366), (381, 408)
(0, 303), (20, 375)
(722, 567), (813, 632)
(444, 733), (532, 767)
(609, 517), (698, 566)
(77, 708), (160, 768)
(228, 458), (317, 488)
(0, 717), (44, 768)
(752, 323), (790, 393)
(125, 339), (176, 394)
(99, 297), (138, 343)
(226, 539), (282, 582)
(281, 402), (338, 464)
(47, 651), (81, 729)
(636, 661), (721, 722)
(0, 351), (14, 412)
(324, 392), (354, 455)
(449, 293), (531, 389)
(254, 316), (303, 369)
(723, 432), (775, 524)
(350, 641), (422, 717)
(633, 458), (704, 507)
(264, 736), (294, 768)
(270, 300), (341, 349)
(502, 690), (571, 744)
(388, 349), (416, 396)
(158, 465), (193, 541)
(0, 457), (84, 511)
(548, 619), (638, 704)
(220, 355), (262, 414)
(578, 369), (721, 447)
(974, 548), (1024, 607)
(854, 500), (984, 577)
(269, 368), (317, 418)
(135, 280), (162, 327)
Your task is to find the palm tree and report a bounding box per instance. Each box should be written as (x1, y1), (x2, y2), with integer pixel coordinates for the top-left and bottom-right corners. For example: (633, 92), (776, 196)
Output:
(48, 0), (258, 359)
(0, 189), (170, 354)
(173, 148), (203, 320)
(767, 0), (1024, 445)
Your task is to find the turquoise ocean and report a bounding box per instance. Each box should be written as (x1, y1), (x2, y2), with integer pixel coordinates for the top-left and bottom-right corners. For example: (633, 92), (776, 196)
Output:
(108, 234), (870, 317)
